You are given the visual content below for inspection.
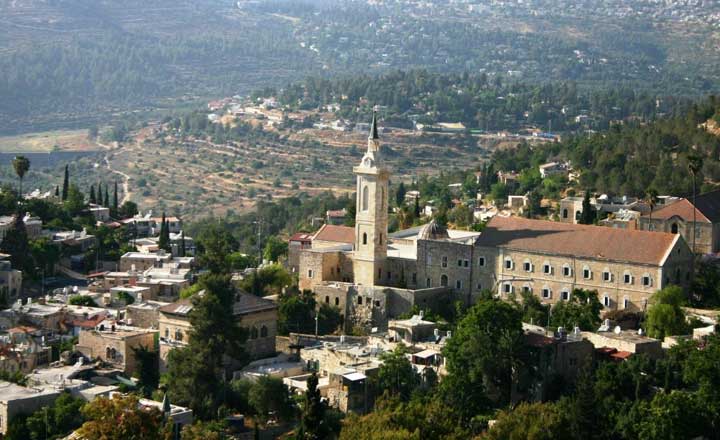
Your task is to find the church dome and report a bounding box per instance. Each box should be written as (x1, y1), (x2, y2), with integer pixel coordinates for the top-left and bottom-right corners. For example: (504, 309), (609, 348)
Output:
(418, 220), (450, 241)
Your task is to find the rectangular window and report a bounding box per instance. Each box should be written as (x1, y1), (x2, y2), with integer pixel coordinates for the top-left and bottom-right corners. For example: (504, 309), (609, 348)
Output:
(583, 269), (591, 279)
(603, 271), (612, 282)
(455, 280), (462, 289)
(623, 298), (630, 309)
(478, 257), (486, 267)
(542, 288), (551, 299)
(464, 260), (470, 268)
(442, 256), (448, 268)
(374, 300), (381, 307)
(505, 259), (513, 270)
(457, 259), (463, 267)
(358, 297), (363, 305)
(524, 262), (532, 272)
(563, 266), (571, 277)
(477, 283), (482, 290)
(523, 286), (532, 294)
(412, 273), (417, 283)
(426, 278), (431, 288)
(642, 276), (651, 287)
(544, 264), (552, 275)
(308, 269), (314, 278)
(561, 291), (570, 301)
(624, 274), (632, 284)
(603, 296), (611, 307)
(388, 271), (392, 280)
(504, 283), (512, 294)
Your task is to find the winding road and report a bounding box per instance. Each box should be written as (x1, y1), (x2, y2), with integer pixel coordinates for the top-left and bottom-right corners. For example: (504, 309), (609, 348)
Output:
(97, 142), (132, 205)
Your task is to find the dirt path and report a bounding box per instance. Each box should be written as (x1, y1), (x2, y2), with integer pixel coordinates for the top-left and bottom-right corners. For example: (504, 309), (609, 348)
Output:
(98, 142), (132, 205)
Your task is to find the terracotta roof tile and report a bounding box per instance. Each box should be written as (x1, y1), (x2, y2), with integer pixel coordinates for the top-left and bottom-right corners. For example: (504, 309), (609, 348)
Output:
(476, 216), (679, 266)
(647, 190), (720, 223)
(312, 224), (354, 244)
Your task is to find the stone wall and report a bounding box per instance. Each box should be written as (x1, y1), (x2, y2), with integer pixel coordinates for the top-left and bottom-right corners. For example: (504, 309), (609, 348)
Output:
(77, 330), (158, 375)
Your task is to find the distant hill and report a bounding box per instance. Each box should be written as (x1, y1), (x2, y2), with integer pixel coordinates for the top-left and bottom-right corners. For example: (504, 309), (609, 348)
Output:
(1, 0), (719, 133)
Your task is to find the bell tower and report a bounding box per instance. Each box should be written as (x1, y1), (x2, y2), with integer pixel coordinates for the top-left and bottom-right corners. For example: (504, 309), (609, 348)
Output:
(353, 111), (389, 286)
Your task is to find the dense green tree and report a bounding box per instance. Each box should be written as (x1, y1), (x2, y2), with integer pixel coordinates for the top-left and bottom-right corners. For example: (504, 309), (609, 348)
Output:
(246, 376), (295, 427)
(118, 201), (138, 218)
(133, 345), (159, 397)
(64, 184), (86, 216)
(550, 289), (603, 331)
(375, 345), (421, 402)
(441, 298), (524, 420)
(195, 222), (237, 274)
(395, 181), (406, 207)
(484, 402), (570, 440)
(69, 295), (99, 307)
(19, 392), (86, 440)
(89, 184), (96, 204)
(0, 215), (29, 272)
(645, 286), (687, 339)
(263, 235), (288, 262)
(297, 372), (336, 440)
(166, 274), (247, 420)
(579, 191), (595, 224)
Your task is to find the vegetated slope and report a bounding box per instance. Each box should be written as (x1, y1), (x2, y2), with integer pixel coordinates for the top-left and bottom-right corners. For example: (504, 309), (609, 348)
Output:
(1, 0), (720, 133)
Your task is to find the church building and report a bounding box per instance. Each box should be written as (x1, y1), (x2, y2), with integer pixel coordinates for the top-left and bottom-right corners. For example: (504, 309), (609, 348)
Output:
(295, 114), (694, 332)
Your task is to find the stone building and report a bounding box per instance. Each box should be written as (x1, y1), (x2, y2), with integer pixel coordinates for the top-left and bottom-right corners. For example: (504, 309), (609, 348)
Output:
(296, 114), (694, 331)
(638, 190), (720, 254)
(158, 291), (278, 372)
(76, 327), (158, 375)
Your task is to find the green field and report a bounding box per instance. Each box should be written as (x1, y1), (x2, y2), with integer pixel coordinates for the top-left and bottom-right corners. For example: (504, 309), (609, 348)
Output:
(0, 129), (98, 153)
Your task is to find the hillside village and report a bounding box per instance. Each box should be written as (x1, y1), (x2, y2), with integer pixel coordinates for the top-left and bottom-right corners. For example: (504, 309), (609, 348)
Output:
(0, 109), (719, 438)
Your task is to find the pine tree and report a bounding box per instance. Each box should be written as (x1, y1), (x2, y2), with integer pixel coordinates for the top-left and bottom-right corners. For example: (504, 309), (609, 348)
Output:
(62, 165), (69, 201)
(89, 185), (96, 204)
(297, 372), (328, 440)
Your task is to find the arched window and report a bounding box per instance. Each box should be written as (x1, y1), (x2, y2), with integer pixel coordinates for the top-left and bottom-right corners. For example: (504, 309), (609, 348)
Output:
(334, 297), (339, 306)
(362, 186), (369, 211)
(251, 327), (258, 339)
(440, 274), (448, 287)
(362, 233), (368, 245)
(260, 325), (268, 338)
(671, 223), (679, 234)
(325, 296), (330, 304)
(562, 208), (568, 219)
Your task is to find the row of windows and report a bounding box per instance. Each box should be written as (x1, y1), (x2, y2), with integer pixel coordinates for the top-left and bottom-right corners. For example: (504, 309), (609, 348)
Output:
(437, 256), (471, 268)
(504, 283), (648, 309)
(249, 325), (269, 340)
(504, 258), (654, 287)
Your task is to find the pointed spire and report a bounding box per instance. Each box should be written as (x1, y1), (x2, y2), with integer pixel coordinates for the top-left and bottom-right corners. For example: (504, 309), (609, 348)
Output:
(369, 110), (379, 140)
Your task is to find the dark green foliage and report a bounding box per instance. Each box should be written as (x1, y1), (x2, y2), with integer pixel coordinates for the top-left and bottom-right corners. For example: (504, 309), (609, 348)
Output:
(69, 295), (99, 307)
(395, 181), (406, 207)
(375, 345), (421, 402)
(550, 289), (603, 331)
(298, 372), (325, 439)
(166, 274), (247, 420)
(579, 190), (595, 224)
(645, 286), (688, 339)
(133, 345), (159, 397)
(277, 289), (341, 336)
(12, 156), (30, 198)
(0, 215), (29, 272)
(7, 392), (85, 440)
(441, 298), (524, 420)
(89, 184), (96, 204)
(62, 165), (69, 201)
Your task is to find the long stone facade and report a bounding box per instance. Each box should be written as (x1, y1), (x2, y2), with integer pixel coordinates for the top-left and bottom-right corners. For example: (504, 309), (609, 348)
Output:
(297, 115), (694, 331)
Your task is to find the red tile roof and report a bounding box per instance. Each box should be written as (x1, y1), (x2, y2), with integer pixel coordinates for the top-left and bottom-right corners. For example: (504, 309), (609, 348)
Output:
(647, 198), (711, 223)
(476, 216), (680, 266)
(312, 224), (354, 244)
(289, 232), (313, 244)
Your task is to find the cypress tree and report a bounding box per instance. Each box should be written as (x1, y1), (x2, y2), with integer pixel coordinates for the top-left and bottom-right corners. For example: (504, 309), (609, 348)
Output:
(55, 185), (59, 197)
(62, 165), (69, 201)
(580, 191), (595, 225)
(297, 372), (329, 440)
(97, 184), (103, 206)
(113, 181), (119, 212)
(396, 181), (406, 207)
(180, 231), (186, 257)
(414, 195), (421, 217)
(89, 185), (96, 204)
(158, 213), (169, 252)
(103, 184), (110, 207)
